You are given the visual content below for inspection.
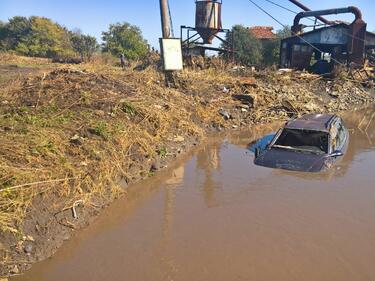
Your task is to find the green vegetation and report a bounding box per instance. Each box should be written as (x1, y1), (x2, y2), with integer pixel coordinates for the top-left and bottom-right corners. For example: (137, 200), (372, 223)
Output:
(1, 17), (149, 62)
(226, 25), (263, 66)
(158, 147), (168, 158)
(101, 22), (148, 60)
(0, 16), (74, 58)
(224, 24), (292, 66)
(0, 16), (97, 61)
(71, 32), (99, 61)
(261, 26), (292, 66)
(121, 101), (137, 116)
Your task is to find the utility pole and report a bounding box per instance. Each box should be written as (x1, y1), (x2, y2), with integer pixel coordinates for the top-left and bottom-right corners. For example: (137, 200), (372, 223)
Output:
(159, 0), (171, 39)
(159, 0), (183, 87)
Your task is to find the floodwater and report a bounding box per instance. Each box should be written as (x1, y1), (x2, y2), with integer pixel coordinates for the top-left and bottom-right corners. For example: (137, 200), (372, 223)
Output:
(14, 106), (375, 281)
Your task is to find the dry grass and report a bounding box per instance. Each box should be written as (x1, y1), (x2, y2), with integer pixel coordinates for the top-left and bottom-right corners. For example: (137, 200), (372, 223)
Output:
(0, 59), (211, 234)
(0, 52), (51, 67)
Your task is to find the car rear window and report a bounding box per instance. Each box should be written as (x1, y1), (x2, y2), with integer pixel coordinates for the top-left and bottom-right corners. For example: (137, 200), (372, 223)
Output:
(273, 128), (329, 154)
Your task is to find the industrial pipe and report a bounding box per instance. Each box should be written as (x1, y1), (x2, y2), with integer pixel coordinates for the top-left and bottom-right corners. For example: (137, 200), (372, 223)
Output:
(293, 6), (363, 29)
(288, 0), (332, 25)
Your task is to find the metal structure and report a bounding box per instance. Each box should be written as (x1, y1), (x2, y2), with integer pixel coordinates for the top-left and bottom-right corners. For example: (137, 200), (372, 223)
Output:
(288, 0), (333, 25)
(195, 0), (222, 44)
(280, 5), (375, 71)
(181, 0), (234, 59)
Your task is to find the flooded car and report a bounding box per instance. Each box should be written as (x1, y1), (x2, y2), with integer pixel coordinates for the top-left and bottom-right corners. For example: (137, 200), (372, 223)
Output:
(251, 114), (349, 172)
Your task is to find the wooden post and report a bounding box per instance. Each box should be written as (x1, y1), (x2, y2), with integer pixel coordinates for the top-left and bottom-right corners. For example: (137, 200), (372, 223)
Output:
(159, 0), (171, 39)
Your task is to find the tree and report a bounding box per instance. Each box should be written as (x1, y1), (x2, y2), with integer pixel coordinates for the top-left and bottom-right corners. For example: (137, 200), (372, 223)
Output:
(25, 16), (75, 58)
(0, 21), (7, 50)
(276, 25), (292, 39)
(0, 16), (78, 58)
(71, 33), (99, 61)
(2, 16), (32, 51)
(101, 22), (148, 60)
(226, 25), (262, 66)
(262, 40), (280, 66)
(261, 26), (292, 66)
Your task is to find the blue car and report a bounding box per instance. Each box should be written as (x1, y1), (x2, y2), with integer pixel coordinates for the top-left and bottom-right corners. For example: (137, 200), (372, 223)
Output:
(251, 114), (349, 172)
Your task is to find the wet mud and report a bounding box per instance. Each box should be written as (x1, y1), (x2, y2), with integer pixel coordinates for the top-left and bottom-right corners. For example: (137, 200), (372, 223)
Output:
(13, 106), (375, 281)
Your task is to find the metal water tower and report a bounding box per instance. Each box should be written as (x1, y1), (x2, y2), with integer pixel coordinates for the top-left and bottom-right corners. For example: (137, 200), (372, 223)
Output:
(195, 0), (223, 44)
(181, 0), (233, 59)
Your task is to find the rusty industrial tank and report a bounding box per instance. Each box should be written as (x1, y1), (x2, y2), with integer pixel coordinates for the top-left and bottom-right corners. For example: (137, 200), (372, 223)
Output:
(195, 0), (222, 44)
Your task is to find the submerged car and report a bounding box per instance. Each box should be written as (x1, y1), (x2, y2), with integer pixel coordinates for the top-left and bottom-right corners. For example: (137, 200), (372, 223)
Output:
(252, 114), (349, 172)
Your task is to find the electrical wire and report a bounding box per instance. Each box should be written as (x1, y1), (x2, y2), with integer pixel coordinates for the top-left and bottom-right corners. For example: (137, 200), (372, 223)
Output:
(167, 0), (175, 37)
(247, 0), (347, 66)
(263, 0), (318, 23)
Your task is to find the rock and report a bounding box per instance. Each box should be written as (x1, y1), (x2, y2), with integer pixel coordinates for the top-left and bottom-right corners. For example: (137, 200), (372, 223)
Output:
(70, 134), (83, 145)
(9, 265), (19, 274)
(219, 109), (231, 120)
(24, 243), (33, 254)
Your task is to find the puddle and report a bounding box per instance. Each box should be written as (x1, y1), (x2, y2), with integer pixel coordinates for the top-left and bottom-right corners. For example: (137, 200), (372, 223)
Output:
(13, 106), (375, 281)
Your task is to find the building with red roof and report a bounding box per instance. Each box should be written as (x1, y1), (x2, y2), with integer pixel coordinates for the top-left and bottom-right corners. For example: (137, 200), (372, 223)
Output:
(248, 26), (277, 40)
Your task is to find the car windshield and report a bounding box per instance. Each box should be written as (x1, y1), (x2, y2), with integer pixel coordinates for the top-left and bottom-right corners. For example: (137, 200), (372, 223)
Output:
(272, 128), (329, 154)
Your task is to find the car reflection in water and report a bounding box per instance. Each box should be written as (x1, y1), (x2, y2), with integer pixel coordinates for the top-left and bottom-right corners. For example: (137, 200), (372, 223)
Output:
(248, 114), (349, 173)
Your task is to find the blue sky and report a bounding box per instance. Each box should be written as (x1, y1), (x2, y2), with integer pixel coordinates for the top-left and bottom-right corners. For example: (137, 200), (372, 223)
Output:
(1, 0), (374, 48)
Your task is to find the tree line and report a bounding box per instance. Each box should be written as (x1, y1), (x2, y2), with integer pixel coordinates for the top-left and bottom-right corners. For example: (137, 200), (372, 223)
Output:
(0, 16), (149, 61)
(0, 16), (290, 66)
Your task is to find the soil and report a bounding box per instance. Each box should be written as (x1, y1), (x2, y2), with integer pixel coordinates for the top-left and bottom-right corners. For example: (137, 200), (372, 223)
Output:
(0, 55), (374, 278)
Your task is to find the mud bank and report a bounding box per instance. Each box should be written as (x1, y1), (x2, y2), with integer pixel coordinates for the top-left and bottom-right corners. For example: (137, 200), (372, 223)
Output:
(0, 56), (374, 277)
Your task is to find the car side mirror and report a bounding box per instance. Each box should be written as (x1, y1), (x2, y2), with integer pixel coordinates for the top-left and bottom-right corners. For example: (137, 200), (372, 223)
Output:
(329, 150), (343, 158)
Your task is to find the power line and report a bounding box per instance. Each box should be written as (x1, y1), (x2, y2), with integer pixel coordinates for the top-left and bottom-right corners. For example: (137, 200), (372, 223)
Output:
(265, 0), (298, 14)
(167, 0), (175, 37)
(247, 0), (346, 66)
(263, 0), (318, 23)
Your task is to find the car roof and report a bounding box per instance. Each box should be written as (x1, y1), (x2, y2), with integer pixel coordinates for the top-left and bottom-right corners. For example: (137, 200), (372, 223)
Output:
(284, 114), (337, 132)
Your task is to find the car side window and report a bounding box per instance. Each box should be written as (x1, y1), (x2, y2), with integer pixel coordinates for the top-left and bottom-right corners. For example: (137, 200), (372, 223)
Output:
(333, 120), (346, 151)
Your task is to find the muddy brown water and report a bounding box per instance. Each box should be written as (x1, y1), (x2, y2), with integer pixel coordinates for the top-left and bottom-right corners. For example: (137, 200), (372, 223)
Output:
(13, 106), (375, 281)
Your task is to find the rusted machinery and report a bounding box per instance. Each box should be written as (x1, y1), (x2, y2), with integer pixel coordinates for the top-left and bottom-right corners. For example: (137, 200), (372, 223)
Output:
(180, 0), (233, 59)
(280, 2), (375, 71)
(195, 0), (222, 44)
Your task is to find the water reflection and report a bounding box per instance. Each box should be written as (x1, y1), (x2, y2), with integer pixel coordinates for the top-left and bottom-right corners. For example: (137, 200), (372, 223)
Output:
(196, 145), (222, 207)
(160, 166), (183, 280)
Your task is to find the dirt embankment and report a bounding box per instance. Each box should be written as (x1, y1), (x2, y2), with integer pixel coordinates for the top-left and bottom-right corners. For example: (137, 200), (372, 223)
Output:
(0, 55), (374, 277)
